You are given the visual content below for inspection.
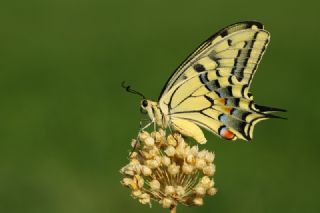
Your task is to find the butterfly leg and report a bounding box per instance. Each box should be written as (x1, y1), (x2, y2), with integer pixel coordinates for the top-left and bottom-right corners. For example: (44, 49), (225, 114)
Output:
(129, 136), (140, 158)
(140, 119), (154, 131)
(128, 123), (143, 157)
(129, 120), (153, 157)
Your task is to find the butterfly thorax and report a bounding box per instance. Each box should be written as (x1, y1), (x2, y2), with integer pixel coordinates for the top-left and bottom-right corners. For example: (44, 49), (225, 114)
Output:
(141, 100), (169, 128)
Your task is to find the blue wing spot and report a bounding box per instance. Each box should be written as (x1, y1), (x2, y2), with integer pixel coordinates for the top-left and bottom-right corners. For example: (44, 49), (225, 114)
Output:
(199, 73), (209, 84)
(205, 80), (220, 91)
(217, 87), (231, 97)
(219, 114), (227, 122)
(226, 98), (240, 107)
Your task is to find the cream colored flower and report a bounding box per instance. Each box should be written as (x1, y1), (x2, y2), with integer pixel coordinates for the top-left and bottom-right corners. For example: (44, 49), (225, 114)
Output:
(182, 163), (193, 174)
(193, 197), (203, 206)
(161, 197), (173, 208)
(164, 145), (175, 157)
(120, 129), (217, 210)
(203, 164), (216, 176)
(141, 165), (152, 176)
(149, 179), (160, 191)
(193, 185), (206, 195)
(168, 163), (180, 175)
(195, 158), (206, 169)
(165, 185), (175, 195)
(144, 137), (155, 146)
(161, 156), (171, 166)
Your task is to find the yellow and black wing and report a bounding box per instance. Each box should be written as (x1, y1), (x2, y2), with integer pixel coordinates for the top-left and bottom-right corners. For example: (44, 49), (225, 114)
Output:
(159, 21), (285, 141)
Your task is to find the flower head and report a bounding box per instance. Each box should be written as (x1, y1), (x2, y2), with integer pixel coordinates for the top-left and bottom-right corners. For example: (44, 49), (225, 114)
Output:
(120, 129), (217, 209)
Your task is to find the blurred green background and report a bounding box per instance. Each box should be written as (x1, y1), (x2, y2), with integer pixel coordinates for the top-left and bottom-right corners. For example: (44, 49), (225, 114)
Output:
(0, 0), (319, 212)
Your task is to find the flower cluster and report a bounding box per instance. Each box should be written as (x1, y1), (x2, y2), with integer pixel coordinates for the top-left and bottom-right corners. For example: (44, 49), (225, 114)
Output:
(120, 129), (217, 209)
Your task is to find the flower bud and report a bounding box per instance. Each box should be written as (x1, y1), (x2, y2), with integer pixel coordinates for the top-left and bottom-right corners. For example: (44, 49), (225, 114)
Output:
(167, 135), (177, 146)
(139, 131), (149, 141)
(132, 190), (142, 197)
(204, 152), (215, 163)
(203, 164), (215, 176)
(193, 185), (206, 195)
(144, 137), (155, 146)
(161, 198), (173, 208)
(193, 197), (203, 206)
(146, 159), (160, 169)
(207, 187), (217, 196)
(168, 163), (180, 175)
(175, 144), (187, 159)
(195, 158), (206, 169)
(152, 131), (162, 143)
(186, 154), (195, 164)
(164, 146), (175, 157)
(161, 156), (171, 166)
(200, 176), (213, 189)
(182, 163), (193, 174)
(141, 165), (152, 176)
(176, 186), (185, 197)
(190, 146), (199, 155)
(129, 151), (138, 159)
(165, 185), (175, 195)
(139, 193), (151, 205)
(197, 150), (207, 159)
(150, 179), (161, 191)
(121, 178), (132, 186)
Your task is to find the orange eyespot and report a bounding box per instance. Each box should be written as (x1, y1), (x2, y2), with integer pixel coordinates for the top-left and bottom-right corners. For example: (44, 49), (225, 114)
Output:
(222, 107), (232, 114)
(219, 127), (235, 140)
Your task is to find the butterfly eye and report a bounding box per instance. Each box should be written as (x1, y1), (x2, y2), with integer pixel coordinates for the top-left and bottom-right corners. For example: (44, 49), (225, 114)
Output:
(141, 99), (148, 108)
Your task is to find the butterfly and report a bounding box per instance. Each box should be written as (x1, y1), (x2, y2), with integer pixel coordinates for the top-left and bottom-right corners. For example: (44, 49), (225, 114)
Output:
(123, 21), (285, 144)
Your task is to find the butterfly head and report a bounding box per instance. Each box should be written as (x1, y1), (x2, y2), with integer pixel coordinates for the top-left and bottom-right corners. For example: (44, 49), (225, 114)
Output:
(140, 99), (155, 117)
(140, 99), (148, 113)
(141, 99), (149, 109)
(141, 99), (164, 126)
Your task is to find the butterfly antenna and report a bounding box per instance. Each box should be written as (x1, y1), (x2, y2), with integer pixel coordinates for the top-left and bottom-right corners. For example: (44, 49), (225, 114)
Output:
(121, 81), (146, 99)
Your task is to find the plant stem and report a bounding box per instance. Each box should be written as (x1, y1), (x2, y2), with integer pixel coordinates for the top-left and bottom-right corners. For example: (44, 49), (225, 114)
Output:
(170, 205), (176, 213)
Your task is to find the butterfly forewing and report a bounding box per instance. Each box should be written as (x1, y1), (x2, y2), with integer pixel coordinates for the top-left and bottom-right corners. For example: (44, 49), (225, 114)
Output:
(159, 21), (268, 98)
